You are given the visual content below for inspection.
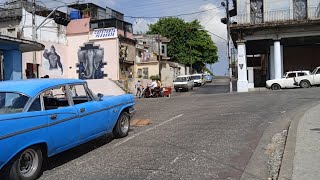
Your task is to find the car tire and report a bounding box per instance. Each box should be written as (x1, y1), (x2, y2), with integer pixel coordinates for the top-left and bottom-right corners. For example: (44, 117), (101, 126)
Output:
(271, 83), (281, 90)
(300, 80), (311, 88)
(113, 111), (130, 138)
(175, 88), (178, 92)
(4, 146), (44, 180)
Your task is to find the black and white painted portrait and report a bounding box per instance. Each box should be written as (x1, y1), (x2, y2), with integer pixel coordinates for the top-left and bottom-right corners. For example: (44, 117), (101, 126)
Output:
(78, 43), (105, 79)
(316, 2), (320, 18)
(43, 45), (63, 75)
(250, 0), (263, 24)
(293, 0), (307, 20)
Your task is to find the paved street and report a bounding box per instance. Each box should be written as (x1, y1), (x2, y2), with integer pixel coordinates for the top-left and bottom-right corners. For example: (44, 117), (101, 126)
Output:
(172, 76), (231, 97)
(39, 85), (320, 180)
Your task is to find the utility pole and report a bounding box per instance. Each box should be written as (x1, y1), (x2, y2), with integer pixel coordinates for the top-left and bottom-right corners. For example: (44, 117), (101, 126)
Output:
(32, 0), (37, 78)
(157, 33), (162, 79)
(225, 0), (233, 93)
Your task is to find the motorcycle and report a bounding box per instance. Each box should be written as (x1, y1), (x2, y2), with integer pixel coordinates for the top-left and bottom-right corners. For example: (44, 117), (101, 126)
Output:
(142, 86), (164, 98)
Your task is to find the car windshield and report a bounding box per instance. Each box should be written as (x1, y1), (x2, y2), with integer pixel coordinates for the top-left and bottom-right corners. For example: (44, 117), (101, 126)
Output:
(0, 92), (29, 114)
(192, 76), (201, 80)
(175, 77), (187, 82)
(312, 68), (318, 74)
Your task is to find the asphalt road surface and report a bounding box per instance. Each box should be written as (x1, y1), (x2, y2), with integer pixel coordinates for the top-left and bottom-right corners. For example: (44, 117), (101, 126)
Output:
(39, 85), (320, 180)
(172, 76), (231, 97)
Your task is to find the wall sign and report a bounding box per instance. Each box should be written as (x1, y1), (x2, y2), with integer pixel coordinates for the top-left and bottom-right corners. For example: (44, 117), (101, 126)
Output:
(89, 28), (117, 40)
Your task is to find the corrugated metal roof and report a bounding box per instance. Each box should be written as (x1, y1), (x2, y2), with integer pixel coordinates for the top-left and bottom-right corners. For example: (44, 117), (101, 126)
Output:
(0, 35), (44, 52)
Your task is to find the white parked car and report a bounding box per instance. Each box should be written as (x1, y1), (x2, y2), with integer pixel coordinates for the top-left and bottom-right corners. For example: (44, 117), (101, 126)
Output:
(191, 74), (205, 86)
(294, 66), (320, 88)
(266, 71), (311, 90)
(173, 75), (194, 92)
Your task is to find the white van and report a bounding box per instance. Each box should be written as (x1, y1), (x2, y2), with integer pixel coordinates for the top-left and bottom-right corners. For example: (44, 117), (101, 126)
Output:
(173, 75), (194, 92)
(191, 74), (205, 86)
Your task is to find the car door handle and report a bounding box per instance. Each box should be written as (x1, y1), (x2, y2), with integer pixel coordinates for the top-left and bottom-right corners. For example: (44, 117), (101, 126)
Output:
(80, 108), (86, 113)
(50, 114), (57, 120)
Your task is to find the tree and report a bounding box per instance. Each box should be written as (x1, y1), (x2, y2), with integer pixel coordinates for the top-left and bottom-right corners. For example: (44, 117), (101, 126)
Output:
(147, 17), (218, 72)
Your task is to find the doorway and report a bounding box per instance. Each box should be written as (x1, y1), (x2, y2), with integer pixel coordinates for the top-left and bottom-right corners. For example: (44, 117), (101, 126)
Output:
(26, 63), (39, 79)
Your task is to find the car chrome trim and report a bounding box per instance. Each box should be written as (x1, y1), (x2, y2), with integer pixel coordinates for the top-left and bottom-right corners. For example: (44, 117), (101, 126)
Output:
(0, 101), (135, 140)
(78, 101), (134, 118)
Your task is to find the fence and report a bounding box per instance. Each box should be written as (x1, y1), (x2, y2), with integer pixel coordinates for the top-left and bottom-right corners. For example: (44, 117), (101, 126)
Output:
(232, 7), (320, 25)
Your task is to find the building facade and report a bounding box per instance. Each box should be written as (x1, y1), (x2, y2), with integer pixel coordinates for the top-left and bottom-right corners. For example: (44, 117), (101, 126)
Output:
(231, 0), (320, 92)
(0, 1), (135, 81)
(134, 34), (186, 87)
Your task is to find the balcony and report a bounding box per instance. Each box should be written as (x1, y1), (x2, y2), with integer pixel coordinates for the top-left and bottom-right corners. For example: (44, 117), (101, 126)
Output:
(232, 7), (320, 26)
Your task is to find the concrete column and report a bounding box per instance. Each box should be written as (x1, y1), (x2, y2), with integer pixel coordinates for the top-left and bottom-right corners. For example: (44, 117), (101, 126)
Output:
(270, 45), (275, 79)
(281, 45), (284, 77)
(237, 42), (248, 92)
(289, 0), (293, 20)
(3, 50), (22, 80)
(247, 67), (254, 88)
(274, 41), (282, 79)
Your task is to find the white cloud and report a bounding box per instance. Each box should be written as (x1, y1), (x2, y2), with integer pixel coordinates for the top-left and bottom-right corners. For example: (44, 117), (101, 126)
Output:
(197, 4), (229, 75)
(132, 18), (157, 34)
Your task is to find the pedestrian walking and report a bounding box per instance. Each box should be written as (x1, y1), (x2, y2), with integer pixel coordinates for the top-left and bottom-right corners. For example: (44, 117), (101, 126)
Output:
(135, 80), (142, 97)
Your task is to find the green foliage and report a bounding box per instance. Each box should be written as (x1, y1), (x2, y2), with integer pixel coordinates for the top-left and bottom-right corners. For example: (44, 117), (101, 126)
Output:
(147, 17), (218, 72)
(149, 75), (160, 81)
(203, 67), (214, 75)
(138, 74), (143, 78)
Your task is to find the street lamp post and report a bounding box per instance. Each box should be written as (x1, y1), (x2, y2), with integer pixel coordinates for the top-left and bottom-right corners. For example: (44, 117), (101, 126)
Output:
(31, 5), (71, 77)
(221, 0), (233, 93)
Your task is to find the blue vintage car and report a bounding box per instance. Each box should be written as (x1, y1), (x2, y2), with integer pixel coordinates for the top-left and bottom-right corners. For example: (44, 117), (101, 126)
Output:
(0, 79), (135, 180)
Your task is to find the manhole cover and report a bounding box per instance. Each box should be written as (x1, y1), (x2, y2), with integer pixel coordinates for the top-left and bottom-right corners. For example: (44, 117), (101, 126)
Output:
(131, 119), (151, 127)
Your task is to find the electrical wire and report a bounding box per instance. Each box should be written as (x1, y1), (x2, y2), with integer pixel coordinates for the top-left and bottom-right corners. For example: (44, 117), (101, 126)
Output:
(120, 0), (197, 10)
(125, 6), (223, 19)
(120, 0), (210, 18)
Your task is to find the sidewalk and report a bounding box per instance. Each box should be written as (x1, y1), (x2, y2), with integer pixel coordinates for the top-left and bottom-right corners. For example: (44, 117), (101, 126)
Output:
(281, 103), (320, 180)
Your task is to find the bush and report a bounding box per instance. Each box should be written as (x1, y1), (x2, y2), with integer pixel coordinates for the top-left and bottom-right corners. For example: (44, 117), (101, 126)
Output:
(138, 75), (143, 78)
(149, 75), (160, 81)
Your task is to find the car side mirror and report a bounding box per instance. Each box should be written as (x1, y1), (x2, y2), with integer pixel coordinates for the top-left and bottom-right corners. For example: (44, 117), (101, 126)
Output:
(97, 93), (104, 100)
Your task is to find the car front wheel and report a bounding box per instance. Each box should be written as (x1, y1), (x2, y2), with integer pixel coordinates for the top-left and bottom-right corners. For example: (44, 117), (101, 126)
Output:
(5, 146), (43, 180)
(113, 112), (130, 138)
(271, 84), (281, 90)
(300, 80), (311, 88)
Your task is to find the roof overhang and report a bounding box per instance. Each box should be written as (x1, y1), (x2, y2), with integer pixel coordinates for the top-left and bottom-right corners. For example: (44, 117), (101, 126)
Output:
(0, 35), (44, 52)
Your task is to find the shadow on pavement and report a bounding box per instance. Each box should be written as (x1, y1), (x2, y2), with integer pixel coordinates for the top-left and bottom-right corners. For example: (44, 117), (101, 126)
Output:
(45, 133), (117, 170)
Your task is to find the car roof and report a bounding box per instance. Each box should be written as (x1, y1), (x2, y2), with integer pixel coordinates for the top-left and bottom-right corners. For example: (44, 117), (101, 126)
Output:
(286, 70), (310, 73)
(177, 75), (191, 78)
(0, 79), (85, 97)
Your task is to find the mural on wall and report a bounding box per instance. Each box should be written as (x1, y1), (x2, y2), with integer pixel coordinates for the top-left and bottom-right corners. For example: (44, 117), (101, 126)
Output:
(316, 2), (320, 17)
(293, 0), (307, 20)
(250, 0), (263, 24)
(77, 42), (106, 79)
(43, 45), (63, 75)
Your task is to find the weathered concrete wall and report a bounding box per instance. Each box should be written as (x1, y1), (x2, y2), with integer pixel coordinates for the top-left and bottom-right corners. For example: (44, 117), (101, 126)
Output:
(87, 79), (125, 96)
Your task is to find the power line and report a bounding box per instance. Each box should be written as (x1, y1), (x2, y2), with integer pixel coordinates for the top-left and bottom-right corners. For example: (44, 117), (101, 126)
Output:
(121, 0), (209, 18)
(125, 6), (223, 19)
(120, 0), (199, 10)
(189, 0), (218, 23)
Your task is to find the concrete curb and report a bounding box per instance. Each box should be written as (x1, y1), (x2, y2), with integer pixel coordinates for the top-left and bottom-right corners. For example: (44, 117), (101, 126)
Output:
(240, 101), (318, 180)
(278, 100), (320, 180)
(240, 112), (291, 180)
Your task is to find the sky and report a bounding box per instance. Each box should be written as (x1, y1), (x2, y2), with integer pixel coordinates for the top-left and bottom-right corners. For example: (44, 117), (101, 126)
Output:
(0, 0), (230, 75)
(104, 0), (230, 75)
